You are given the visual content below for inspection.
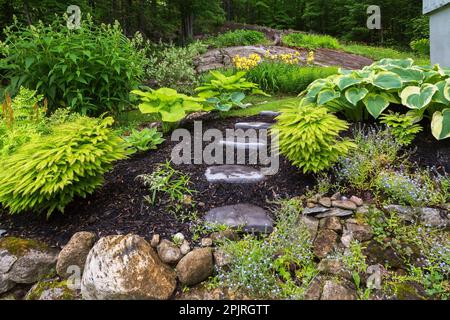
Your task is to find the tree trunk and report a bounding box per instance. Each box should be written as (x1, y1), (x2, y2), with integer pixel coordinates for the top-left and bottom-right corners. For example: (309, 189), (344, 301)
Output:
(23, 0), (32, 25)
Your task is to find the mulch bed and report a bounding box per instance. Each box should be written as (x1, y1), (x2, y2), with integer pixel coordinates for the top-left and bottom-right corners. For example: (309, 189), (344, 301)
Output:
(0, 114), (312, 247)
(1, 113), (449, 248)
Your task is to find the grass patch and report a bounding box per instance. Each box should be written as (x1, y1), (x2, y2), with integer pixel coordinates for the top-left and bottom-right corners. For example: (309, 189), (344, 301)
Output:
(341, 43), (430, 65)
(206, 30), (269, 48)
(282, 33), (340, 50)
(220, 96), (299, 118)
(247, 62), (338, 94)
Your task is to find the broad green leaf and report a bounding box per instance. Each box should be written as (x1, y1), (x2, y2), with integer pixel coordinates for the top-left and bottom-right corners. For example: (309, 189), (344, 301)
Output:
(400, 84), (438, 109)
(431, 109), (450, 140)
(317, 89), (340, 105)
(230, 92), (246, 104)
(336, 75), (363, 91)
(432, 80), (450, 104)
(363, 93), (390, 119)
(390, 67), (424, 83)
(305, 79), (331, 99)
(345, 87), (369, 106)
(372, 72), (403, 90)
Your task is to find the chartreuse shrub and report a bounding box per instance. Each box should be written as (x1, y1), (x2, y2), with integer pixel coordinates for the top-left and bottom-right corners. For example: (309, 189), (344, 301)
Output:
(0, 16), (147, 116)
(282, 33), (340, 50)
(274, 102), (355, 174)
(380, 112), (423, 146)
(131, 88), (205, 132)
(196, 70), (268, 112)
(0, 116), (128, 217)
(0, 87), (46, 156)
(302, 58), (450, 140)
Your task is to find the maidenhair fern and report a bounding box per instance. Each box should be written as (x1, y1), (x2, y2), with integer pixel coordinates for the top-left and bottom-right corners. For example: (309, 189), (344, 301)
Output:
(274, 102), (355, 174)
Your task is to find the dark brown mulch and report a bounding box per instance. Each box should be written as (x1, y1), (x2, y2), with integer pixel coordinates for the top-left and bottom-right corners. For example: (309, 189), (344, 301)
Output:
(0, 114), (313, 247)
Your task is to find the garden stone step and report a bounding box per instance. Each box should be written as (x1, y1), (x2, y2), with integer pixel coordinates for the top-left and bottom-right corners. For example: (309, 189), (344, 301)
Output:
(218, 138), (266, 150)
(204, 204), (274, 233)
(234, 122), (272, 130)
(260, 111), (281, 117)
(205, 165), (265, 184)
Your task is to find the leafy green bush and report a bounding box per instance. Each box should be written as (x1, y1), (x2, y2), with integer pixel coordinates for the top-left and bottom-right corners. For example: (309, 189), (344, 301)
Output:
(123, 128), (165, 154)
(0, 117), (128, 216)
(131, 87), (204, 132)
(282, 33), (340, 50)
(274, 102), (355, 174)
(246, 62), (338, 94)
(0, 16), (147, 116)
(213, 198), (317, 299)
(380, 112), (423, 146)
(145, 41), (207, 94)
(302, 58), (450, 140)
(206, 30), (267, 48)
(410, 39), (430, 56)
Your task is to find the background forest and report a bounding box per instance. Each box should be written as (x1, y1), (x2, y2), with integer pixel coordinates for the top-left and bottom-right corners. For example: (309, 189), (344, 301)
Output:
(0, 0), (428, 48)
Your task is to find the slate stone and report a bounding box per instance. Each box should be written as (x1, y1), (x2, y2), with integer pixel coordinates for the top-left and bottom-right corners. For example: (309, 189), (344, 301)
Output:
(218, 139), (266, 150)
(205, 165), (265, 184)
(260, 111), (281, 117)
(204, 204), (274, 233)
(315, 208), (354, 218)
(303, 206), (330, 215)
(234, 122), (272, 130)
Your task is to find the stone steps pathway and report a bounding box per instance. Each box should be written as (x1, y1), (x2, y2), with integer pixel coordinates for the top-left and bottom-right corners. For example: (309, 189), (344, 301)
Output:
(202, 116), (278, 234)
(259, 111), (281, 117)
(234, 122), (272, 130)
(218, 138), (266, 150)
(205, 165), (266, 184)
(204, 204), (274, 233)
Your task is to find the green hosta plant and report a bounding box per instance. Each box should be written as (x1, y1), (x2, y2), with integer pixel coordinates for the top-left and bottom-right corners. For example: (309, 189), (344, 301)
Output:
(301, 58), (450, 140)
(124, 128), (165, 153)
(196, 70), (268, 111)
(131, 88), (205, 132)
(380, 112), (423, 146)
(205, 92), (247, 112)
(274, 102), (355, 174)
(0, 117), (128, 217)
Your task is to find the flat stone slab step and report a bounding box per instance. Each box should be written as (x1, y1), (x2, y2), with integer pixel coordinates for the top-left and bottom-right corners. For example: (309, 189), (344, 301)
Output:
(218, 139), (266, 150)
(205, 165), (265, 184)
(260, 111), (281, 117)
(204, 204), (274, 233)
(234, 122), (272, 130)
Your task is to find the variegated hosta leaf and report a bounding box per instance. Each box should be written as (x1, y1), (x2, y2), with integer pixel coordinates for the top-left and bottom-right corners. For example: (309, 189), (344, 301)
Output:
(317, 89), (340, 105)
(389, 67), (424, 84)
(432, 80), (450, 105)
(371, 71), (403, 90)
(363, 93), (390, 119)
(335, 74), (364, 91)
(400, 84), (438, 109)
(345, 87), (369, 106)
(431, 109), (450, 140)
